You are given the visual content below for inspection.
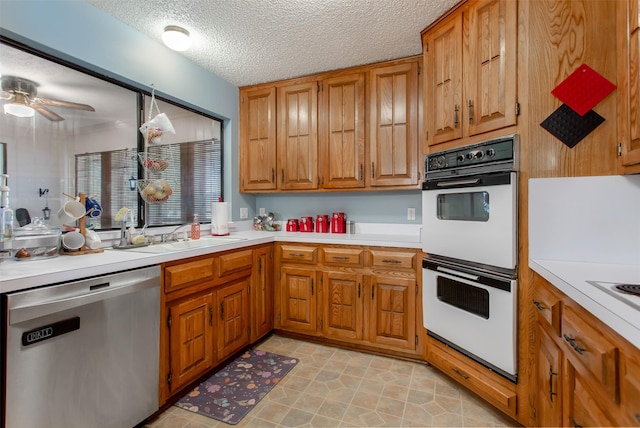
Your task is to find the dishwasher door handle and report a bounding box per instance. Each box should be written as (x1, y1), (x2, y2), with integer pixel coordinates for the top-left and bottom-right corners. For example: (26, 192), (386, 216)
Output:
(9, 276), (158, 325)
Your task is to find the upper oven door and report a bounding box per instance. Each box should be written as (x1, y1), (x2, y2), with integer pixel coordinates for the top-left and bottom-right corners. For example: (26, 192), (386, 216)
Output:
(421, 171), (517, 270)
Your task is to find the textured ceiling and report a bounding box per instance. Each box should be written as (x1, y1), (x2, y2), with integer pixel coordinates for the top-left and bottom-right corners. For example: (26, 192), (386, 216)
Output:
(85, 0), (459, 87)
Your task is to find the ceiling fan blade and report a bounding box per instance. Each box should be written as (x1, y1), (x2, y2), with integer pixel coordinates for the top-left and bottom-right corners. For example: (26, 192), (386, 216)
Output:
(0, 91), (13, 101)
(31, 104), (64, 121)
(33, 97), (95, 112)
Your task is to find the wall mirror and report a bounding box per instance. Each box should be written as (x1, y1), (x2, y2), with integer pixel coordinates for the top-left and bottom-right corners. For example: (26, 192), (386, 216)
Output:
(0, 40), (222, 231)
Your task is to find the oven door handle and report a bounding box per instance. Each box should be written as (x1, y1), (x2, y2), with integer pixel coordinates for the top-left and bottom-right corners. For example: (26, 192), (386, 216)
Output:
(436, 266), (480, 281)
(435, 178), (481, 187)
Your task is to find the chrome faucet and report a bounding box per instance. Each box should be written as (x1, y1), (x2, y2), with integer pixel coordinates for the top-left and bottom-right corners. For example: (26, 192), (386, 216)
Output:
(161, 224), (191, 243)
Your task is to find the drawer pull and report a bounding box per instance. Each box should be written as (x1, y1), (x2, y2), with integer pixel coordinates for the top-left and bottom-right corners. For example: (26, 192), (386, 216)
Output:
(563, 334), (586, 355)
(548, 366), (558, 402)
(382, 259), (402, 264)
(289, 253), (305, 257)
(532, 300), (546, 311)
(452, 368), (469, 380)
(332, 256), (349, 260)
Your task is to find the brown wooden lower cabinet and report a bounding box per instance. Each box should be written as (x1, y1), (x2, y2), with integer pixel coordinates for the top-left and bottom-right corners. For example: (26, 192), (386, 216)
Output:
(160, 244), (273, 404)
(275, 242), (422, 359)
(532, 274), (640, 427)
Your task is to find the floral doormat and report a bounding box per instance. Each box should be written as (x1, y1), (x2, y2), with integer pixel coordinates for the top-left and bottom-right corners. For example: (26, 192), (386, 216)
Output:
(174, 349), (298, 425)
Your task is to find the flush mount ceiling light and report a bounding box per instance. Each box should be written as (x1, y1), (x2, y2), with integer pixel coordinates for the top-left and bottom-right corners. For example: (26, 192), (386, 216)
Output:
(162, 25), (191, 51)
(3, 94), (35, 118)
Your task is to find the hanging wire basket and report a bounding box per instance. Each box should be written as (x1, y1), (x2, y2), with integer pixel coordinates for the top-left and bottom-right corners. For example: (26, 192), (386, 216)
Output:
(138, 152), (170, 172)
(137, 179), (174, 204)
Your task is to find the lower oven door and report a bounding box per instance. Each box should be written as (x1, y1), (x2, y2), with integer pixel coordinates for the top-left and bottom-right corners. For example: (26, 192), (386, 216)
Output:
(421, 171), (517, 271)
(422, 258), (517, 381)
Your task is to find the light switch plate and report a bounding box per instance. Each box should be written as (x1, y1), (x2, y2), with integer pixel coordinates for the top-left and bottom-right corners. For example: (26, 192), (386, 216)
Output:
(407, 207), (416, 221)
(240, 207), (248, 219)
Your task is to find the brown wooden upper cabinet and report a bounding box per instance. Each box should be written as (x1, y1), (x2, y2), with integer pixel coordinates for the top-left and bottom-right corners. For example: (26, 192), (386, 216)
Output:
(617, 0), (640, 173)
(422, 0), (517, 148)
(239, 57), (421, 193)
(369, 62), (420, 187)
(240, 87), (277, 191)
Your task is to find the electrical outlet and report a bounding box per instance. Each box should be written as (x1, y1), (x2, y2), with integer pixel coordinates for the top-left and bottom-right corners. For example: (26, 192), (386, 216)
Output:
(407, 207), (416, 221)
(259, 207), (266, 216)
(240, 207), (248, 219)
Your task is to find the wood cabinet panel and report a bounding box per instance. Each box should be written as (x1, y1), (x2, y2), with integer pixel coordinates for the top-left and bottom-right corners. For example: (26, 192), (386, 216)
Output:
(561, 305), (619, 403)
(369, 61), (419, 187)
(251, 245), (274, 342)
(240, 86), (277, 191)
(164, 256), (215, 294)
(533, 278), (562, 336)
(321, 73), (365, 188)
(215, 279), (250, 363)
(321, 271), (364, 340)
(280, 243), (318, 264)
(536, 323), (563, 427)
(322, 246), (364, 267)
(369, 248), (416, 270)
(215, 248), (253, 279)
(563, 361), (616, 427)
(277, 81), (318, 190)
(279, 266), (318, 334)
(621, 353), (640, 426)
(168, 292), (214, 393)
(369, 276), (416, 351)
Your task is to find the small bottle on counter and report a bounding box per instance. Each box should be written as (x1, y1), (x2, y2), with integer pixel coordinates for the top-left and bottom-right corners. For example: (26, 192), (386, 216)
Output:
(191, 214), (200, 240)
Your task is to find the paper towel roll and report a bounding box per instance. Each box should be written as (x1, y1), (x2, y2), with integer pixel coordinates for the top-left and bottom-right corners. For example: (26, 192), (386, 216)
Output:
(211, 202), (229, 236)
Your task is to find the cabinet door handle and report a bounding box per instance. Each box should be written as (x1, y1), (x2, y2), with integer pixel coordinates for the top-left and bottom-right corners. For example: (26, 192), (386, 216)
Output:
(358, 283), (361, 298)
(371, 285), (374, 300)
(220, 301), (225, 320)
(452, 368), (469, 380)
(209, 305), (213, 326)
(271, 168), (275, 183)
(532, 300), (546, 311)
(563, 334), (586, 355)
(467, 100), (473, 124)
(548, 366), (558, 402)
(371, 162), (375, 179)
(360, 164), (363, 180)
(281, 169), (284, 183)
(311, 279), (314, 296)
(454, 104), (459, 128)
(258, 258), (262, 275)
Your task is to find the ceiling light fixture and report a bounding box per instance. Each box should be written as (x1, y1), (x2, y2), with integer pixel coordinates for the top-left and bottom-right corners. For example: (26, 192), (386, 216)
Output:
(162, 25), (191, 51)
(3, 95), (35, 118)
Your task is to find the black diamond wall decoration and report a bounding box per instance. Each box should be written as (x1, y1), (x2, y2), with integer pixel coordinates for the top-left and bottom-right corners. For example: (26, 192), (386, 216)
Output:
(540, 104), (604, 148)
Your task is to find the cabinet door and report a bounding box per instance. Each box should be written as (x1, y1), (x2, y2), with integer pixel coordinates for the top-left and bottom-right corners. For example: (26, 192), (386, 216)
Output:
(621, 352), (640, 426)
(423, 13), (464, 146)
(464, 0), (517, 137)
(536, 324), (563, 427)
(618, 0), (640, 171)
(279, 266), (318, 333)
(321, 271), (364, 340)
(369, 275), (416, 351)
(251, 245), (274, 342)
(321, 73), (365, 189)
(369, 61), (419, 187)
(277, 81), (318, 190)
(216, 279), (250, 363)
(240, 87), (277, 191)
(564, 360), (616, 427)
(169, 292), (214, 392)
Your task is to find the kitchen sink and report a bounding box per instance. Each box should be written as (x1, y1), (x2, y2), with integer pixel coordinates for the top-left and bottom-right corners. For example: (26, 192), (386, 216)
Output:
(113, 236), (247, 253)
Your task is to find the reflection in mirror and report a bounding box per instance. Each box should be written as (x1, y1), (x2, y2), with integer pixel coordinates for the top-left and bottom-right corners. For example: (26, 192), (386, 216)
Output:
(0, 41), (138, 230)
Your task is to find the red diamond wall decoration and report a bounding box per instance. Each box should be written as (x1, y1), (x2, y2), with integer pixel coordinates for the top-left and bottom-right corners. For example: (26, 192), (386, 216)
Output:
(551, 64), (616, 116)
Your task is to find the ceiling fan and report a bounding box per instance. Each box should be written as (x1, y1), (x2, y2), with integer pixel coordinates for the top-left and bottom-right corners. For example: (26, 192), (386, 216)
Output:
(0, 75), (95, 121)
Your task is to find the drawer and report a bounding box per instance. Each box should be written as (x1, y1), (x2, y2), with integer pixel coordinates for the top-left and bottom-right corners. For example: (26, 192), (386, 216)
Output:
(621, 354), (640, 426)
(280, 244), (318, 264)
(562, 305), (619, 402)
(322, 247), (364, 266)
(369, 248), (416, 270)
(216, 249), (253, 279)
(532, 280), (562, 336)
(164, 256), (215, 293)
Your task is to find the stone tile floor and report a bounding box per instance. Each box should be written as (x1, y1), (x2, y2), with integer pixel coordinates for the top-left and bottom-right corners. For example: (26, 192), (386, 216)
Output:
(146, 334), (520, 427)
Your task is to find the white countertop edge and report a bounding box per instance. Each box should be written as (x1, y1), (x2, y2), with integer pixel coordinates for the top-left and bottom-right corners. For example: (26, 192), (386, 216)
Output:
(529, 258), (640, 350)
(0, 231), (421, 294)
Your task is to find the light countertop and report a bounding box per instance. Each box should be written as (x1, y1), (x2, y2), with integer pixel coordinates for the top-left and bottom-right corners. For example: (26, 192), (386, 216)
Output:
(0, 224), (422, 294)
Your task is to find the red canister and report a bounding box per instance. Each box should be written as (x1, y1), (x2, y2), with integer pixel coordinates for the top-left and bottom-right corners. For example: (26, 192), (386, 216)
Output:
(315, 214), (329, 233)
(331, 212), (346, 233)
(286, 218), (299, 232)
(300, 216), (314, 232)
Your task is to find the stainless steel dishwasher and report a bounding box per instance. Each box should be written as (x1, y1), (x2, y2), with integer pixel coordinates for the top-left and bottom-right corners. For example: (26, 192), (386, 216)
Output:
(2, 265), (160, 428)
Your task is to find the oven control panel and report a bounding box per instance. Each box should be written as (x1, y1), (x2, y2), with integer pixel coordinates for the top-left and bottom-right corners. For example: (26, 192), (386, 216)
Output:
(425, 135), (517, 178)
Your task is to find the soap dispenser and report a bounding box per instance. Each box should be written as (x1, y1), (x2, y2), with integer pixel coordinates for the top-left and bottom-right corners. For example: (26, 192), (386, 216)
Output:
(191, 214), (200, 240)
(0, 174), (13, 239)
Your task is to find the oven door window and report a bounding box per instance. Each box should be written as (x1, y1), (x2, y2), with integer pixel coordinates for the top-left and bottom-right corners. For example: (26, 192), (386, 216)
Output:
(437, 276), (489, 319)
(437, 191), (489, 221)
